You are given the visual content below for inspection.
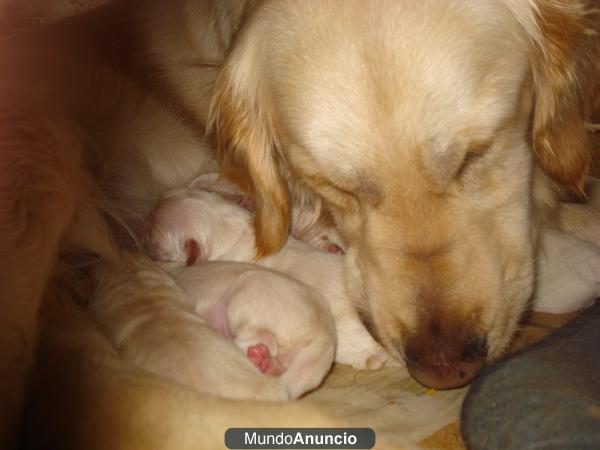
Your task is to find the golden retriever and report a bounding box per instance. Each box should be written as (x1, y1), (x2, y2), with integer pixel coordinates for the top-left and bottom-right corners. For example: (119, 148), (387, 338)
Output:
(205, 0), (599, 390)
(0, 0), (598, 447)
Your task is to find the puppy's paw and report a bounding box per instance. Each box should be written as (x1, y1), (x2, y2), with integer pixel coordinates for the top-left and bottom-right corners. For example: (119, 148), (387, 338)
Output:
(364, 348), (389, 370)
(335, 320), (390, 370)
(247, 343), (283, 375)
(237, 330), (285, 376)
(341, 346), (389, 371)
(383, 356), (403, 368)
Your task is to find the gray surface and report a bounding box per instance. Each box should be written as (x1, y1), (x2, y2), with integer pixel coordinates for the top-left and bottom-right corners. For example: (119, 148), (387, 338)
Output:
(461, 300), (600, 450)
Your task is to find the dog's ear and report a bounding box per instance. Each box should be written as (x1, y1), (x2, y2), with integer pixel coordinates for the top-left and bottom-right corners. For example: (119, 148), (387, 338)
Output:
(206, 52), (290, 258)
(512, 0), (598, 193)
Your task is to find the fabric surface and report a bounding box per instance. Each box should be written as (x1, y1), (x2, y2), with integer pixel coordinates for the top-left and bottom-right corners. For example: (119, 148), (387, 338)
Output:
(303, 364), (467, 447)
(461, 301), (600, 450)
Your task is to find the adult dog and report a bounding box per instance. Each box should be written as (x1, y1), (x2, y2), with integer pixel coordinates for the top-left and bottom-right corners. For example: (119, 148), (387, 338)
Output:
(0, 0), (598, 448)
(202, 0), (599, 387)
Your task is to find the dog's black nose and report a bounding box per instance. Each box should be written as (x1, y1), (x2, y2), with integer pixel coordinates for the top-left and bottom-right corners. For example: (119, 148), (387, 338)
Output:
(402, 327), (487, 390)
(405, 355), (486, 390)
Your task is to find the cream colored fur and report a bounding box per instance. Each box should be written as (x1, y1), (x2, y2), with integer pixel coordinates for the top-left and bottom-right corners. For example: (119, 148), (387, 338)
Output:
(146, 176), (387, 370)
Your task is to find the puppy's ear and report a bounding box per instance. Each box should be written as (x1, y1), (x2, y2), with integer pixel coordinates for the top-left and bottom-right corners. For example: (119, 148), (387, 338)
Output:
(207, 60), (290, 258)
(516, 0), (599, 192)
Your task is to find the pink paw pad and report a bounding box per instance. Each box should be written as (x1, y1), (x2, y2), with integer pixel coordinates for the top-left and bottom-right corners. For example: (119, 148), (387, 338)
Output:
(247, 343), (272, 373)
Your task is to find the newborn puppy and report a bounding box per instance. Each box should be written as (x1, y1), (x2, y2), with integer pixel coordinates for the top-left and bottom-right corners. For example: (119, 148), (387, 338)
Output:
(146, 174), (389, 370)
(147, 173), (345, 264)
(168, 261), (336, 399)
(89, 253), (290, 401)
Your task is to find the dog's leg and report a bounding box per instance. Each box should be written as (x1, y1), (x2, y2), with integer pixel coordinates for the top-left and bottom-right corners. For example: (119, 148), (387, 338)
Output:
(0, 110), (81, 448)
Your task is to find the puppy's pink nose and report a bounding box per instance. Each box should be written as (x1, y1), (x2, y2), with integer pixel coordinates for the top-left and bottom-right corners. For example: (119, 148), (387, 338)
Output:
(403, 332), (487, 390)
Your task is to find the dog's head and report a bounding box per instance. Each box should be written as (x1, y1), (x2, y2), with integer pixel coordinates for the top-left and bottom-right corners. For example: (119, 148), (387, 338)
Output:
(207, 0), (597, 389)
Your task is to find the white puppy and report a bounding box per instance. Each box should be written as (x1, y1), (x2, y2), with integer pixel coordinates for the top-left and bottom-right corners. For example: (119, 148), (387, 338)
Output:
(169, 261), (336, 399)
(532, 178), (600, 313)
(90, 252), (334, 400)
(533, 228), (600, 314)
(146, 174), (389, 370)
(89, 253), (287, 401)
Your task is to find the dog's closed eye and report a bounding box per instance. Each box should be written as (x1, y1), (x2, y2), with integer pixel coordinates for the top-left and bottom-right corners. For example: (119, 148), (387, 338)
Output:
(455, 150), (485, 180)
(421, 138), (492, 191)
(454, 139), (494, 185)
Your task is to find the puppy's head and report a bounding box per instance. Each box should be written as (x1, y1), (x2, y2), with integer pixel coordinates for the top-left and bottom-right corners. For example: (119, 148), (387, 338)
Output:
(145, 183), (256, 265)
(207, 0), (597, 389)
